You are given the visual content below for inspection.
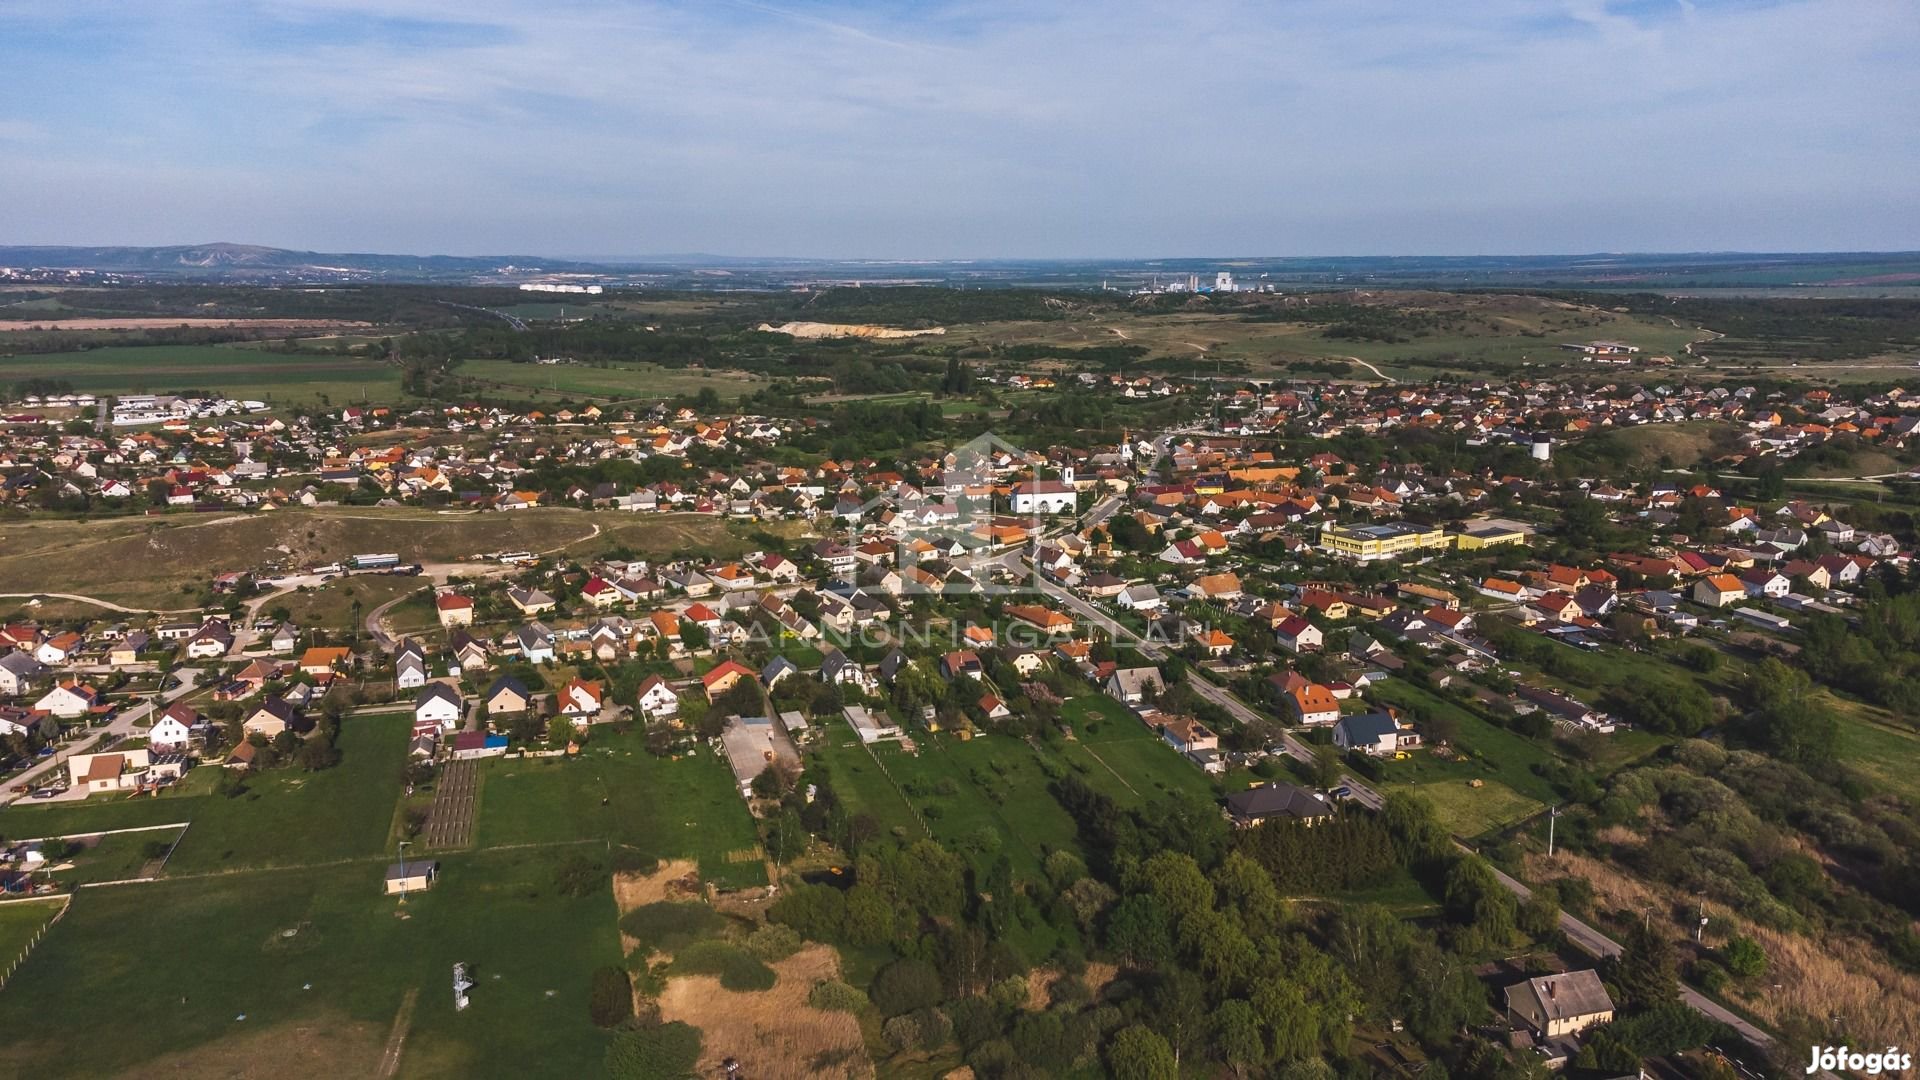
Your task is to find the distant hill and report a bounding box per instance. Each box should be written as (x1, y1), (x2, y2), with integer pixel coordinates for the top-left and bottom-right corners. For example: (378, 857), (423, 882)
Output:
(3, 243), (1919, 291)
(0, 242), (606, 280)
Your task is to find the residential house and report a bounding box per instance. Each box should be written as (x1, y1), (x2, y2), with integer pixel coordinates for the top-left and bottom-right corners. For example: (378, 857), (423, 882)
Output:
(1105, 666), (1165, 705)
(1274, 614), (1323, 654)
(484, 676), (531, 716)
(1333, 712), (1419, 756)
(819, 649), (876, 691)
(244, 696), (309, 738)
(299, 646), (353, 677)
(702, 660), (756, 702)
(560, 678), (604, 725)
(1504, 970), (1615, 1041)
(0, 651), (47, 696)
(1692, 574), (1746, 608)
(35, 631), (85, 666)
(34, 681), (99, 719)
(941, 651), (985, 681)
(1225, 783), (1335, 827)
(414, 683), (464, 731)
(1289, 683), (1341, 726)
(636, 675), (679, 719)
(507, 587), (556, 615)
(150, 702), (198, 751)
(436, 593), (475, 627)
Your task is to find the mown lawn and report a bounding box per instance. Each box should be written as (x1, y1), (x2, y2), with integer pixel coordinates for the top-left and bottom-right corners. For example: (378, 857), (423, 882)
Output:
(807, 725), (924, 839)
(55, 825), (187, 885)
(475, 729), (766, 889)
(1399, 778), (1542, 839)
(0, 898), (62, 968)
(0, 847), (620, 1079)
(164, 712), (411, 874)
(0, 789), (206, 840)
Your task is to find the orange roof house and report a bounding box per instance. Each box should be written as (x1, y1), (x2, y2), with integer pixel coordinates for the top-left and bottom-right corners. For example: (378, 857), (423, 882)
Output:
(701, 660), (756, 702)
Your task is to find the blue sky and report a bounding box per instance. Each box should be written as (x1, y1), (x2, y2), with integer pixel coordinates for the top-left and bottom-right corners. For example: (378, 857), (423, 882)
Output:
(1, 0), (1916, 258)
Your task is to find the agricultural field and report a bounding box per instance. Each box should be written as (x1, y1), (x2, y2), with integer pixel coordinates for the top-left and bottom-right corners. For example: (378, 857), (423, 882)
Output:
(0, 847), (621, 1079)
(474, 731), (767, 890)
(0, 344), (402, 404)
(164, 712), (411, 874)
(454, 358), (763, 403)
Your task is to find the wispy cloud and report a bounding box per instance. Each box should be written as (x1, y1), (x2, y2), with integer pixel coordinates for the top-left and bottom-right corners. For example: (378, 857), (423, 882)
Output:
(0, 0), (1914, 256)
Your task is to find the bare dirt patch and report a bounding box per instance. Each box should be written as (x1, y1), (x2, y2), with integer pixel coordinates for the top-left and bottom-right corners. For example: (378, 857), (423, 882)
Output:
(101, 1010), (387, 1080)
(612, 858), (700, 955)
(657, 944), (873, 1080)
(1023, 961), (1120, 1009)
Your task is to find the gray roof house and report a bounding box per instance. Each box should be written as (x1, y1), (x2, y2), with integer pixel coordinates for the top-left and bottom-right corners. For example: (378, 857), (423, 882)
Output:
(1224, 782), (1335, 827)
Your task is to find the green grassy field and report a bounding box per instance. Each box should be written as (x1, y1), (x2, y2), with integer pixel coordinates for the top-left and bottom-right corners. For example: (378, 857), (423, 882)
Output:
(1824, 691), (1920, 800)
(1060, 694), (1219, 803)
(455, 358), (763, 403)
(0, 789), (206, 840)
(165, 712), (411, 874)
(1399, 778), (1541, 838)
(0, 344), (402, 404)
(0, 847), (620, 1078)
(55, 825), (187, 884)
(0, 897), (63, 969)
(1364, 682), (1555, 835)
(809, 726), (926, 839)
(474, 731), (767, 889)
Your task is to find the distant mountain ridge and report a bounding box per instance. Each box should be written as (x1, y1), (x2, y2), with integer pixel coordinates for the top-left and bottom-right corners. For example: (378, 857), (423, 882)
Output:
(0, 242), (604, 277)
(4, 243), (1919, 291)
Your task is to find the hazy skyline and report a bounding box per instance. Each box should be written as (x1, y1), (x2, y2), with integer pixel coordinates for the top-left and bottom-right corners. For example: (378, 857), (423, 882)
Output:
(3, 0), (1917, 259)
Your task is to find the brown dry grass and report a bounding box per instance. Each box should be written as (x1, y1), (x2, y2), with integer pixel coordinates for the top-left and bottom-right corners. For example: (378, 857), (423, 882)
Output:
(1528, 850), (1920, 1052)
(1023, 961), (1121, 1010)
(102, 1010), (387, 1079)
(0, 508), (739, 607)
(658, 944), (873, 1080)
(611, 858), (700, 956)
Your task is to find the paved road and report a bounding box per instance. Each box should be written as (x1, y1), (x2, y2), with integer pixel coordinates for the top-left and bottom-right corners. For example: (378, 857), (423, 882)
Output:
(0, 668), (204, 806)
(1079, 494), (1124, 531)
(1024, 512), (1791, 1062)
(1483, 861), (1806, 1072)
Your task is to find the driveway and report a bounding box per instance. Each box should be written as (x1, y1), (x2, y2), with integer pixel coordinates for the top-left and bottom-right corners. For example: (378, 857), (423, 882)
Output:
(0, 668), (203, 806)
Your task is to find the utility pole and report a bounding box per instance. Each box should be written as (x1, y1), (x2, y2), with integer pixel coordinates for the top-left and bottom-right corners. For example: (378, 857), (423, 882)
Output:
(1547, 804), (1558, 857)
(397, 840), (412, 905)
